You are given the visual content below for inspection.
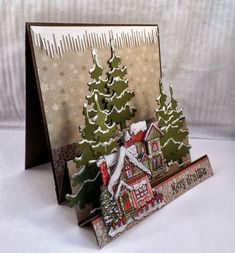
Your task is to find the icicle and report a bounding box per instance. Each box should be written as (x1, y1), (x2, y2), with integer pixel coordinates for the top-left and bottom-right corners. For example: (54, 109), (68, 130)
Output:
(31, 26), (159, 58)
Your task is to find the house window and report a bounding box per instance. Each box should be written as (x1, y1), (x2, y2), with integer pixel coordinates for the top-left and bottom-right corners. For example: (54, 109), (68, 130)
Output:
(141, 145), (145, 153)
(124, 164), (133, 178)
(143, 161), (149, 169)
(135, 183), (148, 200)
(152, 159), (156, 170)
(156, 155), (162, 168)
(151, 141), (158, 152)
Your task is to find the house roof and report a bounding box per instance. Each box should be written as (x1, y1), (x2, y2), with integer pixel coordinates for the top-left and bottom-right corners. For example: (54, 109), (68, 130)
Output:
(144, 122), (163, 141)
(126, 144), (138, 158)
(97, 152), (117, 170)
(107, 146), (151, 195)
(141, 153), (151, 162)
(130, 121), (147, 135)
(123, 130), (131, 142)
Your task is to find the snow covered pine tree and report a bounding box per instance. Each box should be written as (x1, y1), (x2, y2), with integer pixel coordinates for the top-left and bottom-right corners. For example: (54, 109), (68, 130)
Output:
(92, 94), (118, 157)
(100, 190), (121, 228)
(86, 49), (110, 110)
(106, 43), (136, 130)
(155, 82), (191, 165)
(66, 49), (118, 209)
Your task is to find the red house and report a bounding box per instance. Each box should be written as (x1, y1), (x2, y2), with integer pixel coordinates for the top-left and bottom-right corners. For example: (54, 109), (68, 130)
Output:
(97, 120), (166, 233)
(106, 146), (153, 221)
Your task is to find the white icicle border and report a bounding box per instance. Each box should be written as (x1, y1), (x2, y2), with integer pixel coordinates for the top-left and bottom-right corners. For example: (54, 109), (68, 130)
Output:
(30, 25), (159, 58)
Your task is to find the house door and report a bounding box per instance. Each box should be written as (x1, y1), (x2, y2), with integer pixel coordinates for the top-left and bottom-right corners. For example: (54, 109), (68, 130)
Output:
(121, 192), (132, 211)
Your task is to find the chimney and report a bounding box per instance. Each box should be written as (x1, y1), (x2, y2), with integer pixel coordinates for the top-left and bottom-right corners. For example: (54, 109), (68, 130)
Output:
(97, 158), (109, 187)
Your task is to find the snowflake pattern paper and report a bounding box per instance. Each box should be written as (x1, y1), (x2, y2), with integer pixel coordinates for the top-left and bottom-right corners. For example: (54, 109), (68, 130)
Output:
(30, 24), (162, 205)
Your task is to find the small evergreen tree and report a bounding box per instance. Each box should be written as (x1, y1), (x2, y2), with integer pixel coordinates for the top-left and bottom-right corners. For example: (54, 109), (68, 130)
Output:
(106, 44), (136, 130)
(156, 82), (191, 164)
(100, 190), (121, 227)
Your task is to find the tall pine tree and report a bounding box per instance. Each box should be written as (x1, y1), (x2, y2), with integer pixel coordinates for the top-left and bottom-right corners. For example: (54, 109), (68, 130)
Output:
(66, 49), (118, 209)
(106, 44), (136, 130)
(155, 82), (191, 165)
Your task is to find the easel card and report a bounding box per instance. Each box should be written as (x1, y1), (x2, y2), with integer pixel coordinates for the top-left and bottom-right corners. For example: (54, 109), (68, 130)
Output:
(25, 24), (162, 205)
(26, 23), (213, 246)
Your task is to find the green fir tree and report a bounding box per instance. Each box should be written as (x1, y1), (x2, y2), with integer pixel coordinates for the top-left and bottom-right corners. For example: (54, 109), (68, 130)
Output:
(155, 82), (191, 165)
(86, 49), (110, 111)
(66, 49), (118, 209)
(106, 44), (136, 130)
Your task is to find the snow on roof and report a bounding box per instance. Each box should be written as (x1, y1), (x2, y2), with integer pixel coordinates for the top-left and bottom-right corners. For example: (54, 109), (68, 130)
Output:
(96, 152), (117, 168)
(123, 130), (131, 142)
(126, 144), (138, 158)
(104, 152), (117, 168)
(108, 146), (151, 195)
(130, 121), (147, 135)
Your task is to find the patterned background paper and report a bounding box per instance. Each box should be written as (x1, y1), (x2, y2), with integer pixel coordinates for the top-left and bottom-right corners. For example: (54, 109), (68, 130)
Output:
(31, 26), (161, 149)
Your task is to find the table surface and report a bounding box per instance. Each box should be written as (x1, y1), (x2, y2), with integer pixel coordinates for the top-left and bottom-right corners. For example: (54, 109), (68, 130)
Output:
(0, 129), (235, 253)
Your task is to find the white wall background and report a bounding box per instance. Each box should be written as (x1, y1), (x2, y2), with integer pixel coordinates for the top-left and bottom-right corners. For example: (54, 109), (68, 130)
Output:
(0, 0), (234, 140)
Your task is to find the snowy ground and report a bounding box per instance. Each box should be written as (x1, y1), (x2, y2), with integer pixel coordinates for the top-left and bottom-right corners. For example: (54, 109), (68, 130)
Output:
(108, 199), (165, 237)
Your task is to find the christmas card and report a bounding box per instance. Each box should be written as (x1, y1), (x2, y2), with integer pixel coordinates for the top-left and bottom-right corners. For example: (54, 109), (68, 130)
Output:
(25, 23), (213, 246)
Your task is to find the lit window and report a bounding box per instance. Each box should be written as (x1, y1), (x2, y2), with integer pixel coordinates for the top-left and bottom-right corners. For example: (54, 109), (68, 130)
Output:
(141, 146), (145, 153)
(152, 141), (158, 152)
(157, 155), (162, 166)
(125, 165), (133, 178)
